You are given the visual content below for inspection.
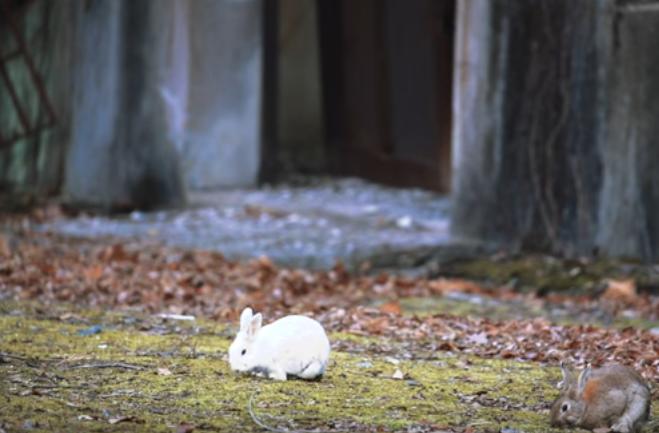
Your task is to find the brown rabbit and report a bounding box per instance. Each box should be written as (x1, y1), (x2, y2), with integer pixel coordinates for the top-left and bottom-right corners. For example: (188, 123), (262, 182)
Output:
(550, 362), (651, 433)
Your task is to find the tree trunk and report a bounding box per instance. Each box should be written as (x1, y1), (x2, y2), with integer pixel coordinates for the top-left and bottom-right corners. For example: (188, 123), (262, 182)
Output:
(452, 0), (602, 255)
(451, 0), (659, 261)
(597, 3), (659, 259)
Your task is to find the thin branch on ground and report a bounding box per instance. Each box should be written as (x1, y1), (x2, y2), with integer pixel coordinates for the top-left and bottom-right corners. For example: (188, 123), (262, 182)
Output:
(248, 388), (335, 433)
(0, 351), (41, 367)
(68, 361), (145, 371)
(0, 351), (29, 361)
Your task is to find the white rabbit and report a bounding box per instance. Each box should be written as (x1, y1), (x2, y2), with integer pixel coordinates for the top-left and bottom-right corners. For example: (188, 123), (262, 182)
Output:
(228, 307), (331, 381)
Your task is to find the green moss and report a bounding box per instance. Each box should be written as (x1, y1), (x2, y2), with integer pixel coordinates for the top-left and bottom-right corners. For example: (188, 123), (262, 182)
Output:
(397, 296), (536, 321)
(1, 305), (656, 432)
(441, 255), (659, 296)
(375, 296), (657, 331)
(443, 256), (595, 294)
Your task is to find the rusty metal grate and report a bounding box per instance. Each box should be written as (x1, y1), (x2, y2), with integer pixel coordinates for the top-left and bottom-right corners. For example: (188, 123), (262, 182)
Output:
(0, 0), (56, 149)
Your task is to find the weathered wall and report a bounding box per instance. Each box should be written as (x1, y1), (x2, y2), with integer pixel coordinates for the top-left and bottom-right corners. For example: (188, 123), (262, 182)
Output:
(0, 1), (76, 200)
(277, 0), (325, 175)
(2, 0), (265, 208)
(0, 0), (187, 210)
(184, 0), (262, 188)
(67, 0), (264, 194)
(451, 0), (659, 260)
(64, 0), (186, 210)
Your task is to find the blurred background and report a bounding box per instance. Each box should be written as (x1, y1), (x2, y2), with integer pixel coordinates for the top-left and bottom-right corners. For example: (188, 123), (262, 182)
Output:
(1, 0), (659, 264)
(2, 5), (658, 431)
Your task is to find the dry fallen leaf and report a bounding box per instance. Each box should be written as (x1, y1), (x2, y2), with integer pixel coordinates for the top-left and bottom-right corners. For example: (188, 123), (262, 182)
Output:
(0, 234), (10, 256)
(84, 265), (104, 281)
(1, 231), (657, 385)
(100, 244), (135, 262)
(602, 279), (638, 304)
(467, 332), (488, 345)
(428, 278), (484, 295)
(379, 300), (402, 315)
(176, 422), (195, 433)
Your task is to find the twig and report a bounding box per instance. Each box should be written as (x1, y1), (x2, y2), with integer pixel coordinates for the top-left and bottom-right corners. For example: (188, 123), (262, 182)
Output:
(33, 384), (83, 389)
(0, 351), (30, 361)
(69, 362), (145, 371)
(0, 351), (40, 367)
(248, 388), (338, 433)
(248, 389), (290, 433)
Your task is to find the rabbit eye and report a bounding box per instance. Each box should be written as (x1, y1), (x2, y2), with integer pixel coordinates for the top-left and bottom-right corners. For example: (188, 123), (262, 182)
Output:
(561, 403), (569, 412)
(241, 349), (246, 356)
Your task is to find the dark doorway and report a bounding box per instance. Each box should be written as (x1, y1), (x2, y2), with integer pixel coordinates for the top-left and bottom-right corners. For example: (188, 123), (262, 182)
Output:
(318, 0), (455, 192)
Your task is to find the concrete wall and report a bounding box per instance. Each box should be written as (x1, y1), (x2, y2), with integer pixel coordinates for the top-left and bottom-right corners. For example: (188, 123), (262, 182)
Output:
(184, 0), (262, 188)
(1, 0), (265, 209)
(65, 0), (186, 210)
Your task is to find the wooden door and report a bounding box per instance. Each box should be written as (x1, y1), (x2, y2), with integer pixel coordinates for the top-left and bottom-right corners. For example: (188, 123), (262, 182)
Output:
(318, 0), (454, 192)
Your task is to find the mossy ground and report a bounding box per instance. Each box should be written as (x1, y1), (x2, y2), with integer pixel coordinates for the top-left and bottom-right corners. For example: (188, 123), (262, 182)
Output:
(0, 303), (656, 433)
(385, 296), (659, 330)
(441, 255), (659, 295)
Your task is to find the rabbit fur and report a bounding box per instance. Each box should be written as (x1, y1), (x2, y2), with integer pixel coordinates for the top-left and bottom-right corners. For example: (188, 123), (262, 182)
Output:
(550, 362), (651, 433)
(228, 307), (330, 381)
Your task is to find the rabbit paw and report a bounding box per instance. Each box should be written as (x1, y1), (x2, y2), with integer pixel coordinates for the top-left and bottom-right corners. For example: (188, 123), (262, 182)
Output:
(268, 368), (287, 381)
(610, 418), (632, 433)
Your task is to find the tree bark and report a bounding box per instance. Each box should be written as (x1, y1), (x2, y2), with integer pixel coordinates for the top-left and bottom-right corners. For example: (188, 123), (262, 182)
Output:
(597, 3), (659, 259)
(451, 0), (659, 261)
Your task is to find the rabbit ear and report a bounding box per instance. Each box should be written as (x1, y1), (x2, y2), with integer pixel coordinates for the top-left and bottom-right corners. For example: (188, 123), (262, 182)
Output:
(248, 313), (262, 336)
(577, 364), (592, 393)
(558, 361), (572, 389)
(240, 308), (253, 331)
